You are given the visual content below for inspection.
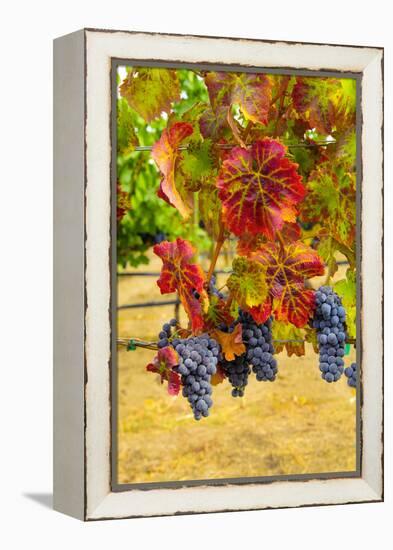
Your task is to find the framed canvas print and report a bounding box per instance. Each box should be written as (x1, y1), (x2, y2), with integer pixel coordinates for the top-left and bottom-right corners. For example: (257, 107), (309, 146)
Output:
(53, 29), (384, 521)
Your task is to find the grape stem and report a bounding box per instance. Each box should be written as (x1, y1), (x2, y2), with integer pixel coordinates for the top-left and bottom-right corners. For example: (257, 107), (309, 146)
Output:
(243, 120), (254, 144)
(324, 258), (334, 285)
(206, 223), (226, 287)
(117, 336), (356, 349)
(273, 76), (290, 138)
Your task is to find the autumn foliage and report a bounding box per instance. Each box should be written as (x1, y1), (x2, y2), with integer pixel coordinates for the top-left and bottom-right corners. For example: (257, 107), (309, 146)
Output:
(117, 67), (357, 390)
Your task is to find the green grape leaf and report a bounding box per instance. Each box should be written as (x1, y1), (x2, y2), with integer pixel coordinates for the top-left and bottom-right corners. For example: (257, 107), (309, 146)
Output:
(272, 320), (305, 357)
(117, 98), (138, 155)
(180, 140), (215, 186)
(205, 294), (235, 329)
(334, 269), (357, 338)
(317, 236), (339, 278)
(120, 68), (180, 122)
(301, 165), (356, 250)
(227, 257), (268, 309)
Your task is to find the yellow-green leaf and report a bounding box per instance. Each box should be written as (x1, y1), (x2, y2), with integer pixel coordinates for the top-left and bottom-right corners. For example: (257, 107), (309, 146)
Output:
(120, 68), (180, 123)
(117, 98), (138, 155)
(334, 269), (356, 338)
(227, 257), (268, 309)
(272, 320), (305, 357)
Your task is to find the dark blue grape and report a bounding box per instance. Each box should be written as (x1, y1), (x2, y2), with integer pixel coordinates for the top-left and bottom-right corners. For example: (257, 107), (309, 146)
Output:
(219, 309), (278, 398)
(222, 354), (250, 396)
(229, 311), (277, 390)
(344, 362), (357, 388)
(172, 334), (219, 420)
(158, 338), (169, 348)
(313, 286), (347, 383)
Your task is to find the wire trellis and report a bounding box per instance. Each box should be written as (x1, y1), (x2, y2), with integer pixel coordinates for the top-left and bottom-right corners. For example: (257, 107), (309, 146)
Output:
(117, 336), (356, 352)
(133, 140), (336, 153)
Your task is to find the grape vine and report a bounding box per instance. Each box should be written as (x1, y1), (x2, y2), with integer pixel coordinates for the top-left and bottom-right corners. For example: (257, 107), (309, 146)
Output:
(117, 66), (358, 418)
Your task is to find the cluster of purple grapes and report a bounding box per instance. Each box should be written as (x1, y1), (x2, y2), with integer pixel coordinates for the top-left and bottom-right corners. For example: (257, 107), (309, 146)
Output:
(344, 362), (357, 388)
(312, 286), (346, 383)
(172, 335), (219, 420)
(220, 311), (277, 397)
(222, 353), (251, 398)
(216, 317), (249, 397)
(240, 311), (277, 383)
(158, 320), (219, 420)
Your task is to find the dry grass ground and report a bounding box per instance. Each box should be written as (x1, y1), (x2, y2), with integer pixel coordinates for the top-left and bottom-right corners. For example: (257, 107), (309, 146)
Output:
(117, 253), (357, 484)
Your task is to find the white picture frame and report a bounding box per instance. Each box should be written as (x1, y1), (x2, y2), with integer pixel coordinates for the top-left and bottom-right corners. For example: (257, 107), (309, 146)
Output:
(53, 28), (383, 521)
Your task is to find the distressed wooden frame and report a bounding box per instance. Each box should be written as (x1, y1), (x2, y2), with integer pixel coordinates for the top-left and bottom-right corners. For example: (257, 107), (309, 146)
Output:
(53, 28), (383, 521)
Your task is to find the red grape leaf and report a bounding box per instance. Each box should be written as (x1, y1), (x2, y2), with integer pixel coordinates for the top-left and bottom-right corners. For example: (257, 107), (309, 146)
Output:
(204, 72), (273, 125)
(237, 223), (301, 257)
(252, 241), (325, 327)
(227, 257), (268, 308)
(117, 182), (132, 221)
(292, 77), (355, 136)
(280, 222), (302, 242)
(152, 122), (194, 218)
(199, 105), (229, 140)
(275, 284), (316, 328)
(247, 300), (272, 325)
(217, 139), (305, 239)
(146, 346), (181, 396)
(120, 68), (180, 122)
(237, 233), (264, 257)
(212, 323), (245, 361)
(292, 77), (334, 134)
(153, 238), (206, 333)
